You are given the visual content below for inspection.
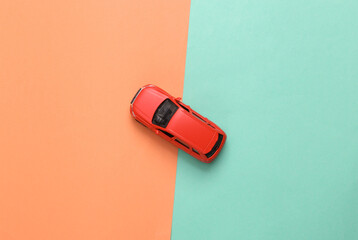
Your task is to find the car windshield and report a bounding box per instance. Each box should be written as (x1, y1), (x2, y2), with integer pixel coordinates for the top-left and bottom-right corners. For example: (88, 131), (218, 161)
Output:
(152, 99), (178, 128)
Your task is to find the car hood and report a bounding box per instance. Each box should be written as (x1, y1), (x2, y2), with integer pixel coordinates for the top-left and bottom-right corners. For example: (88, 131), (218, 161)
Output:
(168, 109), (217, 153)
(133, 87), (167, 123)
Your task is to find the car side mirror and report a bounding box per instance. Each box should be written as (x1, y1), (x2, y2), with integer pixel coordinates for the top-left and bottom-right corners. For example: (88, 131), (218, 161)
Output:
(175, 97), (182, 102)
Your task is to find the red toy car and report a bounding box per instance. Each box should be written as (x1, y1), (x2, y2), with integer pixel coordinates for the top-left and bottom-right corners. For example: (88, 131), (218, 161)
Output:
(130, 84), (226, 163)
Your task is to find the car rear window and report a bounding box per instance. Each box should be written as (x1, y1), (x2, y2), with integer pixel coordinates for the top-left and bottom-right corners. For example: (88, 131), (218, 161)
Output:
(152, 99), (178, 128)
(205, 134), (223, 158)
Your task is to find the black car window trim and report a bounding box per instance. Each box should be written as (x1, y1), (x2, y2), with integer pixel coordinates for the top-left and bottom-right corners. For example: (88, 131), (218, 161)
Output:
(175, 138), (189, 149)
(177, 101), (190, 112)
(192, 148), (200, 155)
(192, 112), (206, 123)
(159, 129), (174, 138)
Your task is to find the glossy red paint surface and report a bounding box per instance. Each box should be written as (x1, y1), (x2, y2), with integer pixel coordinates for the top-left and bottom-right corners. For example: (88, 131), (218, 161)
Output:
(132, 86), (167, 123)
(130, 85), (226, 163)
(168, 110), (216, 153)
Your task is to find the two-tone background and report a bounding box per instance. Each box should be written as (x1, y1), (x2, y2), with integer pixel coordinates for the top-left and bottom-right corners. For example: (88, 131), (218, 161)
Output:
(1, 1), (357, 239)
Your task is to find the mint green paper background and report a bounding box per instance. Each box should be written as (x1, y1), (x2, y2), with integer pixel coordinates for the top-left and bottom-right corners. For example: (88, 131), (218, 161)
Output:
(172, 1), (358, 239)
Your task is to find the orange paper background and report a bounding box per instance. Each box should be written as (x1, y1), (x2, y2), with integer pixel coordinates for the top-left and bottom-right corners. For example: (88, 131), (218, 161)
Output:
(0, 1), (190, 239)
